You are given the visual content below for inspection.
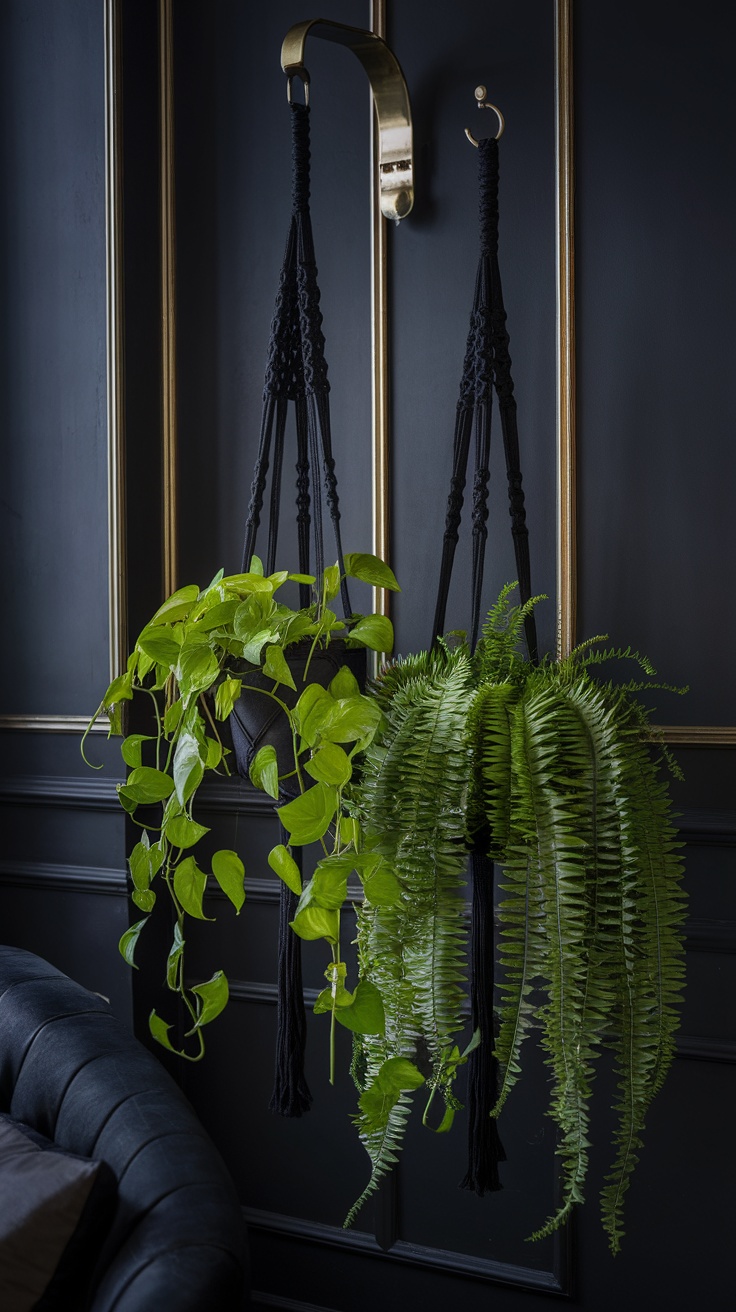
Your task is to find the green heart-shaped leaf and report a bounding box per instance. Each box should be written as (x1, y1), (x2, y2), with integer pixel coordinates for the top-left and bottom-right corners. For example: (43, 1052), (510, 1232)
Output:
(347, 614), (394, 653)
(277, 782), (337, 846)
(190, 970), (229, 1030)
(267, 844), (302, 895)
(305, 742), (352, 787)
(173, 855), (211, 920)
(343, 553), (400, 592)
(165, 814), (210, 850)
(211, 849), (245, 913)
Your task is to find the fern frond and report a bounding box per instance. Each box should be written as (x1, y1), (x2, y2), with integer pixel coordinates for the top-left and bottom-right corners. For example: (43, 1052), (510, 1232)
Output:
(489, 660), (687, 1248)
(344, 1091), (414, 1227)
(474, 584), (546, 686)
(467, 680), (516, 852)
(569, 642), (653, 674)
(515, 682), (600, 1229)
(598, 703), (687, 1252)
(346, 648), (475, 1223)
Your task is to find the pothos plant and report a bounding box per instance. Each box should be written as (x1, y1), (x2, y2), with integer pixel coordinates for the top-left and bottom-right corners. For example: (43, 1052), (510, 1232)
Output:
(83, 551), (401, 1068)
(345, 584), (687, 1253)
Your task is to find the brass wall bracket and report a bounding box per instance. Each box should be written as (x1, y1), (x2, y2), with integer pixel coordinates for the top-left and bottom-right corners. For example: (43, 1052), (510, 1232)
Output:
(281, 18), (413, 223)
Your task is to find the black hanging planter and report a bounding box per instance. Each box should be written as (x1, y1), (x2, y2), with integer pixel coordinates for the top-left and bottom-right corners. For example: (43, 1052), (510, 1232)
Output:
(432, 132), (538, 1195)
(230, 100), (363, 1117)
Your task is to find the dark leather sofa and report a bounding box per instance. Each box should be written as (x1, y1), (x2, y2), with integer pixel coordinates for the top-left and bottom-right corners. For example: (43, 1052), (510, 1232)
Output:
(0, 946), (250, 1310)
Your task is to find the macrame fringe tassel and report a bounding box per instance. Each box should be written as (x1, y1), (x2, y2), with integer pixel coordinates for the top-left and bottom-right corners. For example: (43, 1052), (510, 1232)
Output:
(270, 845), (312, 1117)
(460, 846), (505, 1193)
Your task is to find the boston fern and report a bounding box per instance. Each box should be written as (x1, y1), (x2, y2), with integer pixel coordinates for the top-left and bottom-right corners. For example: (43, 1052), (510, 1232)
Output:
(345, 585), (687, 1254)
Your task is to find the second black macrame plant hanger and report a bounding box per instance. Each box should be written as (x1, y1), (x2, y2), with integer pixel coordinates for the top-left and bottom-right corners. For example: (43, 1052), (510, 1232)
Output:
(241, 99), (352, 1118)
(432, 97), (538, 1196)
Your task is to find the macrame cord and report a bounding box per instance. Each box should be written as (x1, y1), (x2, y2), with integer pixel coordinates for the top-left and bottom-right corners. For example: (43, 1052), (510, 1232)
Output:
(432, 137), (538, 1195)
(240, 101), (354, 1118)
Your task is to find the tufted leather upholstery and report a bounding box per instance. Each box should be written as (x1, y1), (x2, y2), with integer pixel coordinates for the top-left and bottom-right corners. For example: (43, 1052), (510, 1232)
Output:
(0, 946), (250, 1310)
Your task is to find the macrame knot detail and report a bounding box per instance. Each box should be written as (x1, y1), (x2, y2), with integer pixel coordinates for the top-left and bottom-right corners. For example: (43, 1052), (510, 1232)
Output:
(291, 103), (311, 212)
(478, 138), (500, 256)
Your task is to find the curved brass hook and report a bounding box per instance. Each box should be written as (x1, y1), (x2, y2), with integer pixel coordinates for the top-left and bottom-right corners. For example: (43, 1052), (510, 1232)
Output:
(465, 84), (505, 146)
(281, 19), (413, 223)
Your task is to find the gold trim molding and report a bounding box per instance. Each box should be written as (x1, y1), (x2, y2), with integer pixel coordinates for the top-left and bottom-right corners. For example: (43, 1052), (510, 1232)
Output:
(105, 0), (127, 682)
(556, 0), (576, 660)
(160, 0), (178, 597)
(370, 0), (390, 653)
(660, 726), (736, 748)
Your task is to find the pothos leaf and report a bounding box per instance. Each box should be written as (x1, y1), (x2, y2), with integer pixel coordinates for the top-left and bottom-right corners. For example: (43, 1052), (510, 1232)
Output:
(263, 643), (297, 691)
(137, 627), (181, 667)
(323, 563), (341, 601)
(165, 814), (210, 850)
(173, 856), (212, 920)
(122, 767), (174, 804)
(335, 980), (386, 1035)
(163, 699), (184, 734)
(149, 1009), (178, 1052)
(132, 889), (156, 913)
(150, 584), (200, 625)
(277, 782), (337, 846)
(267, 844), (302, 895)
(329, 665), (360, 700)
(189, 971), (229, 1030)
(305, 742), (352, 787)
(103, 671), (133, 708)
(120, 734), (154, 769)
(215, 676), (242, 721)
(343, 553), (401, 592)
(348, 614), (394, 653)
(118, 918), (148, 969)
(289, 904), (339, 944)
(166, 922), (185, 989)
(211, 850), (245, 913)
(173, 732), (204, 806)
(249, 744), (279, 800)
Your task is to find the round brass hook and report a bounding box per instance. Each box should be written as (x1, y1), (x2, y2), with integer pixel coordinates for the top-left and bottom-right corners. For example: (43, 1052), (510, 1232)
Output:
(465, 84), (504, 145)
(286, 68), (310, 106)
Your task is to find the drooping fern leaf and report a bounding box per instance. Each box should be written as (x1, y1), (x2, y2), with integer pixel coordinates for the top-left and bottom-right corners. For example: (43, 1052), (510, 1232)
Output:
(471, 590), (687, 1253)
(598, 700), (686, 1252)
(345, 646), (474, 1225)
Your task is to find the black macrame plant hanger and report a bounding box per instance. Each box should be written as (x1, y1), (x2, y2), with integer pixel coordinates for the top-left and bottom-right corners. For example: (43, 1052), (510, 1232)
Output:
(431, 125), (538, 1196)
(229, 99), (364, 1118)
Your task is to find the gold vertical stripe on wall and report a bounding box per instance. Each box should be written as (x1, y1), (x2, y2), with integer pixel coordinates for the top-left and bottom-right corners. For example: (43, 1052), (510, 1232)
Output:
(370, 0), (390, 640)
(555, 0), (576, 658)
(160, 0), (178, 598)
(105, 0), (126, 686)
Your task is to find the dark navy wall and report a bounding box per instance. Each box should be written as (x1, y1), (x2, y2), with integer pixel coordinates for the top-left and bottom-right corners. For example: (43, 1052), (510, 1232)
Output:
(576, 0), (736, 726)
(0, 2), (734, 1308)
(0, 1), (131, 1022)
(0, 0), (109, 715)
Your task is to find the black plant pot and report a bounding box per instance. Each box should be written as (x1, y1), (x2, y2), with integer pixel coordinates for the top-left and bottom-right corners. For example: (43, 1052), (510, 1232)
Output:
(228, 640), (367, 800)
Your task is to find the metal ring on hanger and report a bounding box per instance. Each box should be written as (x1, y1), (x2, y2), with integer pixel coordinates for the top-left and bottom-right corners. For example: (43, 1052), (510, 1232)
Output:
(465, 84), (504, 146)
(286, 68), (310, 106)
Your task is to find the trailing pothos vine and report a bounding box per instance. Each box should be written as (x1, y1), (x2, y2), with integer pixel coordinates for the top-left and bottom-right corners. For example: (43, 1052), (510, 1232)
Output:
(83, 551), (400, 1068)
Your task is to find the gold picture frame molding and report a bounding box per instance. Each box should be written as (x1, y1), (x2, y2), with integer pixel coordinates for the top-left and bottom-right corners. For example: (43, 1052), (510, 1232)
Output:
(2, 0), (733, 747)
